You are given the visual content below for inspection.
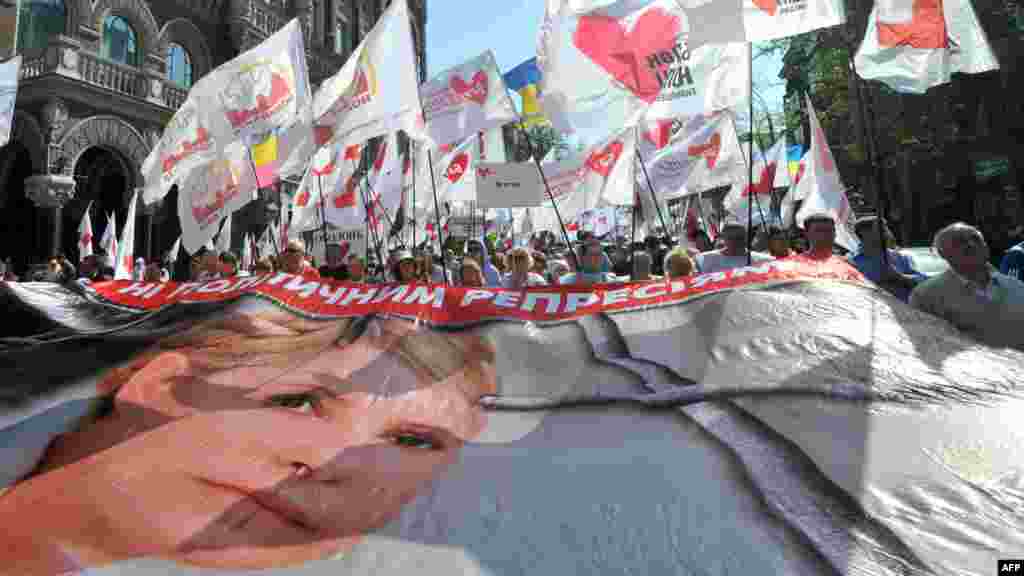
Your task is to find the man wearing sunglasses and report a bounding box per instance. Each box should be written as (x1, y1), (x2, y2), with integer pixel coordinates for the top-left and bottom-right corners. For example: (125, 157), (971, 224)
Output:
(910, 222), (1024, 350)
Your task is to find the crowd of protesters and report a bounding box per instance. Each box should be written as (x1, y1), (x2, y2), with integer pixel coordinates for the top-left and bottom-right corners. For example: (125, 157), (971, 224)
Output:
(4, 212), (1024, 350)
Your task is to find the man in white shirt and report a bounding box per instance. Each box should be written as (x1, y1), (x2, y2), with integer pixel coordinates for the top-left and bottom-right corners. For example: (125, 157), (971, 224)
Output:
(695, 221), (773, 274)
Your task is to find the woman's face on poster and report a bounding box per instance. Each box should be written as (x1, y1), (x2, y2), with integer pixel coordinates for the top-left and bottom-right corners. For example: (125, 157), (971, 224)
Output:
(34, 309), (496, 570)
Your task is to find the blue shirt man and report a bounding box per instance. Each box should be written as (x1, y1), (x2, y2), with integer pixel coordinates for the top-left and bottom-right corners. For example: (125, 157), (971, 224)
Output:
(850, 217), (924, 302)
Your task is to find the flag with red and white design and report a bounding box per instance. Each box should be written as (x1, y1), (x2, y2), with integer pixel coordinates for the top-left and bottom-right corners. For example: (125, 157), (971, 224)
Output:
(541, 127), (636, 223)
(854, 0), (999, 94)
(429, 136), (478, 206)
(724, 137), (786, 223)
(419, 50), (518, 148)
(793, 94), (859, 251)
(639, 112), (744, 200)
(538, 0), (749, 137)
(114, 191), (138, 280)
(367, 132), (403, 217)
(100, 212), (117, 266)
(77, 202), (94, 262)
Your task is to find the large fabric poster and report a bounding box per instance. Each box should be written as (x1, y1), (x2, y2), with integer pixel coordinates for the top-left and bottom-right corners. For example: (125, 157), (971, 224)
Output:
(1, 259), (1023, 574)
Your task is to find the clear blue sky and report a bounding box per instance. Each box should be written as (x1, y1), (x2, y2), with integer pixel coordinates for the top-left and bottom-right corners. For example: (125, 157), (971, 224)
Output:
(425, 1), (787, 131)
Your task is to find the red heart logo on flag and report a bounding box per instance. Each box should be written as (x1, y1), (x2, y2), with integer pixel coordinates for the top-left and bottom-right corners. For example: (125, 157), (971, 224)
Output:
(643, 119), (676, 150)
(312, 157), (336, 176)
(574, 8), (682, 103)
(80, 232), (92, 247)
(586, 141), (624, 178)
(314, 125), (334, 147)
(344, 145), (362, 162)
(446, 153), (469, 183)
(295, 189), (311, 207)
(688, 132), (721, 169)
(566, 222), (579, 232)
(752, 0), (778, 16)
(335, 176), (358, 208)
(742, 164), (777, 197)
(450, 70), (489, 105)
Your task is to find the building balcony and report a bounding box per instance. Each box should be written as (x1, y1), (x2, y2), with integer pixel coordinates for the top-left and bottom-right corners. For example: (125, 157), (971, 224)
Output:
(17, 35), (183, 125)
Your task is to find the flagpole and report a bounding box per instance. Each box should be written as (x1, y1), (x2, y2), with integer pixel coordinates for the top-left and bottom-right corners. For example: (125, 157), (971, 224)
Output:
(317, 174), (328, 259)
(411, 145), (417, 251)
(356, 164), (385, 273)
(516, 125), (578, 270)
(733, 113), (771, 235)
(425, 149), (451, 285)
(634, 127), (670, 241)
(747, 42), (754, 266)
(848, 56), (889, 269)
(361, 163), (401, 248)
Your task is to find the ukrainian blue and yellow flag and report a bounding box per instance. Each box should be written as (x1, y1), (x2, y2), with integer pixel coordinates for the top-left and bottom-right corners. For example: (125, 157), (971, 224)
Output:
(502, 58), (548, 129)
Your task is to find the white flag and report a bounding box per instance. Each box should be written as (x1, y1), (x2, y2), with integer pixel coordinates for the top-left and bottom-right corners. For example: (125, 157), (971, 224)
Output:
(367, 133), (403, 216)
(854, 0), (999, 94)
(215, 213), (233, 255)
(240, 233), (253, 270)
(0, 56), (21, 149)
(77, 202), (94, 262)
(167, 236), (182, 265)
(314, 141), (366, 229)
(100, 213), (117, 266)
(314, 0), (421, 148)
(639, 112), (745, 200)
(114, 192), (138, 280)
(141, 93), (218, 205)
(794, 94), (859, 251)
(538, 0), (749, 136)
(541, 128), (636, 222)
(430, 137), (478, 205)
(178, 142), (258, 255)
(724, 137), (787, 221)
(419, 50), (518, 148)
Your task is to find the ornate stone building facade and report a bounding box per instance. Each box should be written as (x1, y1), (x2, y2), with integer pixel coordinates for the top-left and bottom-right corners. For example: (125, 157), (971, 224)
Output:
(0, 0), (427, 270)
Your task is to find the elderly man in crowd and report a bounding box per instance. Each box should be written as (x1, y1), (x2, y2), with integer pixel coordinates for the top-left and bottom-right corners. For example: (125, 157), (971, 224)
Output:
(695, 220), (773, 274)
(909, 222), (1024, 350)
(850, 216), (924, 302)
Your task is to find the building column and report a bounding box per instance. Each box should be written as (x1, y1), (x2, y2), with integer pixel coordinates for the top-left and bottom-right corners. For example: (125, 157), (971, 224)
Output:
(24, 174), (77, 258)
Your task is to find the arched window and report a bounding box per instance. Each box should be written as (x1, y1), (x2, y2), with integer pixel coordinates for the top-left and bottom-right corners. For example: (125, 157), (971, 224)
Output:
(101, 15), (139, 66)
(166, 43), (193, 88)
(16, 0), (65, 52)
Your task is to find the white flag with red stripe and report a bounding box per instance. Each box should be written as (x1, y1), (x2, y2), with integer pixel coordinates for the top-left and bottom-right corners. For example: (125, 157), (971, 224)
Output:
(114, 192), (138, 280)
(542, 127), (636, 222)
(724, 137), (786, 223)
(100, 213), (117, 266)
(793, 94), (859, 251)
(854, 0), (999, 94)
(77, 202), (94, 262)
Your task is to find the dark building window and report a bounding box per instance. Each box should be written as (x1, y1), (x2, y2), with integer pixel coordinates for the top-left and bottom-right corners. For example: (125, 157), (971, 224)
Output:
(101, 15), (139, 66)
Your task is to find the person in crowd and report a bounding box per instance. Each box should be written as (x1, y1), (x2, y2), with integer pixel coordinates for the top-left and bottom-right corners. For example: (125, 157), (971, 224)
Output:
(392, 250), (419, 283)
(252, 257), (275, 276)
(346, 255), (367, 284)
(465, 239), (501, 287)
(611, 245), (632, 277)
(766, 227), (792, 259)
(460, 259), (486, 288)
(280, 240), (319, 278)
(503, 248), (547, 289)
(491, 252), (506, 276)
(97, 265), (115, 281)
(630, 251), (657, 282)
(998, 235), (1024, 283)
(55, 254), (77, 283)
(531, 251), (548, 278)
(560, 240), (618, 285)
(909, 222), (1024, 350)
(664, 247), (696, 279)
(547, 259), (570, 284)
(850, 216), (924, 302)
(695, 221), (773, 274)
(318, 248), (349, 281)
(132, 258), (146, 282)
(219, 252), (240, 277)
(194, 248), (222, 282)
(431, 255), (448, 284)
(796, 213), (847, 264)
(159, 266), (171, 283)
(78, 255), (100, 281)
(143, 262), (162, 283)
(693, 230), (714, 254)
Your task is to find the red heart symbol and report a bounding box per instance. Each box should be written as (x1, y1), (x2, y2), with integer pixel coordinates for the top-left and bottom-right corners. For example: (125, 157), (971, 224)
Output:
(752, 0), (778, 16)
(344, 144), (362, 162)
(742, 163), (776, 197)
(450, 70), (489, 105)
(643, 119), (676, 150)
(446, 153), (469, 183)
(574, 8), (682, 103)
(688, 132), (721, 169)
(586, 141), (625, 177)
(334, 177), (358, 208)
(314, 125), (334, 147)
(295, 189), (311, 207)
(80, 232), (92, 247)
